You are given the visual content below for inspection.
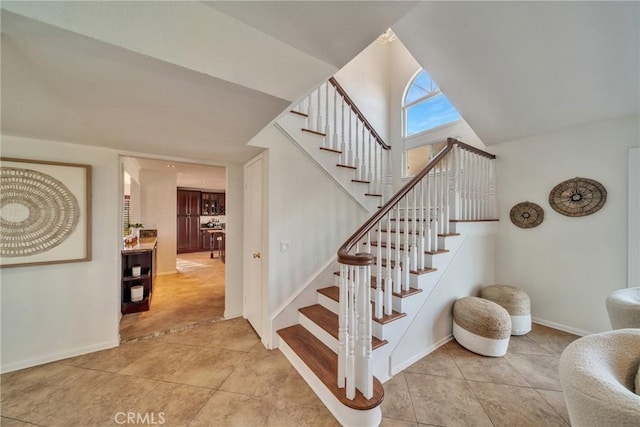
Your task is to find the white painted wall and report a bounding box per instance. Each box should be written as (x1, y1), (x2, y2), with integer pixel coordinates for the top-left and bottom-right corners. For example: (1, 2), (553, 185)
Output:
(334, 40), (391, 142)
(224, 164), (244, 319)
(250, 125), (368, 321)
(0, 135), (121, 373)
(139, 169), (177, 274)
(390, 233), (496, 374)
(493, 115), (639, 334)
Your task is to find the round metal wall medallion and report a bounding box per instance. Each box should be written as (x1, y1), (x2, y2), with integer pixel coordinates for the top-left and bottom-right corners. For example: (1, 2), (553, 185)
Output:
(1, 167), (80, 257)
(510, 201), (544, 228)
(549, 177), (607, 217)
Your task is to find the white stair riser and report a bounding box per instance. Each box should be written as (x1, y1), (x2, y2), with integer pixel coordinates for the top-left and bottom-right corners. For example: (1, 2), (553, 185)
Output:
(299, 312), (339, 354)
(317, 293), (339, 315)
(373, 315), (408, 341)
(278, 338), (382, 427)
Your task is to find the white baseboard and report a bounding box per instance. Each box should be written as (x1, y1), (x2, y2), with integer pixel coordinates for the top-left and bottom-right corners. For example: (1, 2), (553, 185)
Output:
(1, 339), (120, 374)
(224, 311), (242, 320)
(390, 334), (454, 377)
(532, 318), (591, 337)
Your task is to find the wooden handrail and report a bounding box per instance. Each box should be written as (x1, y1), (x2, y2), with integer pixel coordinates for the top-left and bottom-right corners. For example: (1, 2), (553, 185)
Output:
(337, 138), (495, 265)
(328, 77), (391, 150)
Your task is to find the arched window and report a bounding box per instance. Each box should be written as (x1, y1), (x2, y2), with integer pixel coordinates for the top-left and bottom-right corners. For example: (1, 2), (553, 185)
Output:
(402, 69), (462, 177)
(404, 70), (460, 137)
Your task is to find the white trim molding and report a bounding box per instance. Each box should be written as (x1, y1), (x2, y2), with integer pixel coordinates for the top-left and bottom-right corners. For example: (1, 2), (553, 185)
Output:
(629, 147), (639, 287)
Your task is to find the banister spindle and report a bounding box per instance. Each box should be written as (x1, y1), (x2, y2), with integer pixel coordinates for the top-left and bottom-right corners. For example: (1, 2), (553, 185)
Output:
(403, 193), (410, 291)
(348, 110), (353, 167)
(418, 180), (425, 270)
(394, 204), (402, 294)
(340, 99), (346, 165)
(375, 221), (383, 319)
(333, 87), (339, 151)
(354, 119), (360, 179)
(385, 214), (393, 316)
(412, 187), (418, 271)
(316, 86), (322, 135)
(324, 83), (330, 148)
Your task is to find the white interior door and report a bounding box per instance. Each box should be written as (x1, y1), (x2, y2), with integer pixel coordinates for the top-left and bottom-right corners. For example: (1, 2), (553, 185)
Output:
(244, 155), (263, 336)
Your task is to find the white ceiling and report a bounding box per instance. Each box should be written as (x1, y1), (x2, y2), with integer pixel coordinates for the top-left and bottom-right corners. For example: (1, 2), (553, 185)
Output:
(393, 1), (639, 144)
(203, 1), (419, 67)
(1, 1), (637, 161)
(129, 157), (226, 192)
(1, 10), (288, 164)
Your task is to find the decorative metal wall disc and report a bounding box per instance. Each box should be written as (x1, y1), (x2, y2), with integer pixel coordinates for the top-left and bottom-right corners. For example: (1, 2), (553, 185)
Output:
(510, 201), (544, 228)
(549, 177), (607, 217)
(1, 167), (80, 257)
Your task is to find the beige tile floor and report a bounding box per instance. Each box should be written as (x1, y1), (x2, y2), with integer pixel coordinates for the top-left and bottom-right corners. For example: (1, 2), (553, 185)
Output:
(1, 319), (578, 426)
(119, 252), (226, 342)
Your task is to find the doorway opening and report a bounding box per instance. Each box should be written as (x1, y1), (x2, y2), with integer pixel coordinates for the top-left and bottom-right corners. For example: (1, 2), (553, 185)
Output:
(119, 156), (227, 342)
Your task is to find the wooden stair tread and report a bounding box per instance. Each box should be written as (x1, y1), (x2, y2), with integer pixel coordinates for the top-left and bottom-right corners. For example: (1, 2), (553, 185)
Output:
(367, 241), (449, 255)
(438, 233), (461, 237)
(375, 259), (437, 275)
(351, 179), (370, 184)
(336, 163), (357, 170)
(290, 110), (308, 118)
(365, 193), (382, 197)
(302, 128), (327, 137)
(319, 283), (421, 300)
(320, 147), (342, 154)
(277, 325), (384, 410)
(299, 304), (388, 349)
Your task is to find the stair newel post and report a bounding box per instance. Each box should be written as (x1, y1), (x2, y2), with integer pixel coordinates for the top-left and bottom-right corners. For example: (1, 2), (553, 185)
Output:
(332, 86), (339, 151)
(348, 109), (354, 167)
(489, 158), (497, 219)
(425, 171), (432, 253)
(418, 180), (426, 270)
(346, 265), (356, 400)
(403, 193), (411, 291)
(432, 168), (440, 251)
(375, 220), (383, 320)
(452, 145), (461, 220)
(324, 82), (330, 148)
(384, 214), (393, 316)
(316, 86), (322, 135)
(338, 263), (348, 389)
(306, 93), (313, 130)
(366, 132), (373, 187)
(411, 186), (418, 272)
(354, 119), (361, 180)
(393, 204), (402, 294)
(358, 263), (373, 400)
(340, 98), (346, 165)
(444, 154), (451, 234)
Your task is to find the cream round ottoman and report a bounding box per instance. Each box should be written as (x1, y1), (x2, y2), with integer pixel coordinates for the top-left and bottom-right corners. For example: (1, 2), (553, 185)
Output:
(453, 297), (511, 357)
(481, 284), (531, 335)
(606, 287), (640, 329)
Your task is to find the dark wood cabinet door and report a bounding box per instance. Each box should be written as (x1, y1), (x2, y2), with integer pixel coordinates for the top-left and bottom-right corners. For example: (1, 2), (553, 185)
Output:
(177, 190), (201, 215)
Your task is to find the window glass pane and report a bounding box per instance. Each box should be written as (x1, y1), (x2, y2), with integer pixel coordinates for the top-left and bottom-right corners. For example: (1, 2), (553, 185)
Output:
(405, 71), (436, 104)
(406, 94), (461, 136)
(406, 142), (446, 176)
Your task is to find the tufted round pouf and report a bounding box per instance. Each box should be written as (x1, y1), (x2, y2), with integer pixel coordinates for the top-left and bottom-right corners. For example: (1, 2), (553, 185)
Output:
(606, 287), (640, 329)
(559, 329), (640, 426)
(453, 296), (511, 357)
(481, 284), (531, 335)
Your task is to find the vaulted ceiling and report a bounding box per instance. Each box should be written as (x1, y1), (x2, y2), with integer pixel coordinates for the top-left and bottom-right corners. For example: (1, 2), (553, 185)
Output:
(1, 1), (637, 163)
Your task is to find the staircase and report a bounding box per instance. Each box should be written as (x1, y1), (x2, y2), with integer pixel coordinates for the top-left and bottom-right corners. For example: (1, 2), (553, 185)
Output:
(273, 79), (498, 426)
(275, 78), (391, 213)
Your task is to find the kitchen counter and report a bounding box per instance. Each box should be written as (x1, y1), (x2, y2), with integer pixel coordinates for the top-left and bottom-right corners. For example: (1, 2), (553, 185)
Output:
(122, 237), (158, 253)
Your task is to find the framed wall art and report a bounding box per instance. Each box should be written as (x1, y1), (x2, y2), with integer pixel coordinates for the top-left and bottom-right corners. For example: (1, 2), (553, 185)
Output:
(0, 157), (92, 267)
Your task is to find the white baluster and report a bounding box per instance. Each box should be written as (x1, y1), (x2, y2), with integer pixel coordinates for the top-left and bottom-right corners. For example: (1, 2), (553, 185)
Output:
(340, 99), (346, 164)
(375, 222), (383, 319)
(411, 187), (418, 271)
(444, 154), (450, 234)
(452, 145), (461, 220)
(425, 172), (432, 253)
(324, 83), (330, 147)
(418, 180), (426, 270)
(333, 87), (339, 151)
(346, 265), (356, 400)
(316, 87), (322, 135)
(354, 119), (360, 179)
(385, 214), (393, 316)
(338, 264), (348, 389)
(432, 168), (439, 251)
(306, 93), (313, 130)
(394, 204), (402, 294)
(403, 194), (410, 291)
(359, 264), (373, 399)
(348, 111), (354, 167)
